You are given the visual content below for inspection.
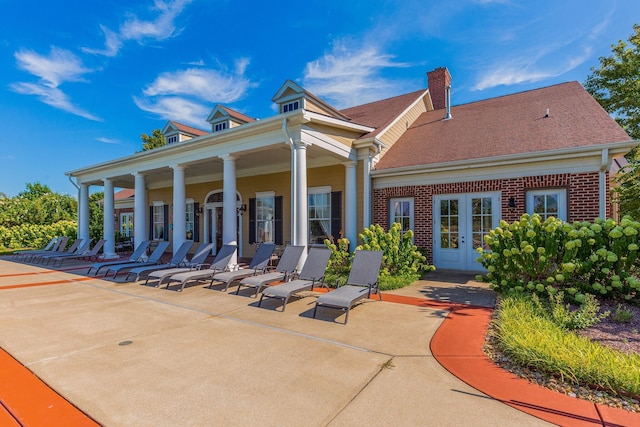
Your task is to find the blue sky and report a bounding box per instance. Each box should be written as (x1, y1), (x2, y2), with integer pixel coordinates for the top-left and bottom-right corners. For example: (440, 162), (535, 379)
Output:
(1, 0), (638, 197)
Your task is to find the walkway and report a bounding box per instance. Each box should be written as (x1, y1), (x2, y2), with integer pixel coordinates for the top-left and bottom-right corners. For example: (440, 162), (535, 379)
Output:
(0, 260), (637, 426)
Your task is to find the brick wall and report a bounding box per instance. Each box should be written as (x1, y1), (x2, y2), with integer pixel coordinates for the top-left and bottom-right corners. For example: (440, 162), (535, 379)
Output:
(373, 172), (603, 263)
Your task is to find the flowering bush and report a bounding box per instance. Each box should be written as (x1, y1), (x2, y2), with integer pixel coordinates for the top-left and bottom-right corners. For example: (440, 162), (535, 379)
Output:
(478, 214), (640, 303)
(324, 223), (435, 290)
(0, 220), (77, 250)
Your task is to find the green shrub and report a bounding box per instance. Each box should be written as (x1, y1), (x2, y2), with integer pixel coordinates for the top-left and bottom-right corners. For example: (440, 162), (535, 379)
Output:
(324, 223), (435, 290)
(496, 293), (640, 397)
(612, 304), (635, 323)
(531, 288), (609, 330)
(478, 214), (640, 303)
(0, 220), (77, 250)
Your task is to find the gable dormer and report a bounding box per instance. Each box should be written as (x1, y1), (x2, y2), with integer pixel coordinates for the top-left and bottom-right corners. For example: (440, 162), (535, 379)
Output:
(162, 121), (207, 144)
(206, 105), (256, 133)
(272, 80), (351, 121)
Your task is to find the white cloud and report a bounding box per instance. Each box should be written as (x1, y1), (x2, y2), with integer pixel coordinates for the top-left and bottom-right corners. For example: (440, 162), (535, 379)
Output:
(142, 67), (253, 103)
(472, 44), (593, 91)
(81, 25), (123, 57)
(11, 47), (100, 121)
(134, 95), (210, 127)
(96, 137), (121, 144)
(10, 82), (101, 121)
(303, 41), (412, 108)
(14, 47), (91, 87)
(84, 0), (193, 57)
(135, 60), (256, 126)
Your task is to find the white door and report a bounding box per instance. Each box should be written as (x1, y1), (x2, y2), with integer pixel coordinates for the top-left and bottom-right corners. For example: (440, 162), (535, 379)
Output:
(433, 193), (500, 271)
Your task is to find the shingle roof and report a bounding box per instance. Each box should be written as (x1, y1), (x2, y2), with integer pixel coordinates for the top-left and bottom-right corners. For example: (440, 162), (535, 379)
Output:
(375, 81), (633, 170)
(172, 121), (208, 137)
(340, 89), (427, 138)
(220, 106), (257, 123)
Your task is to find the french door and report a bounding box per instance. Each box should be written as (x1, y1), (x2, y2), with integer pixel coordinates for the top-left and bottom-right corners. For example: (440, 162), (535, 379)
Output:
(433, 193), (500, 271)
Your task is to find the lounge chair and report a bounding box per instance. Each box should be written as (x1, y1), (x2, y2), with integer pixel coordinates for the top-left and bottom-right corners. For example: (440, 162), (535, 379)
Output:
(235, 245), (305, 298)
(20, 236), (68, 262)
(41, 239), (91, 265)
(209, 243), (276, 292)
(312, 250), (383, 324)
(124, 240), (194, 282)
(12, 237), (57, 259)
(258, 247), (331, 311)
(29, 236), (71, 263)
(143, 242), (213, 287)
(88, 240), (151, 275)
(50, 239), (106, 267)
(103, 241), (170, 278)
(163, 244), (237, 292)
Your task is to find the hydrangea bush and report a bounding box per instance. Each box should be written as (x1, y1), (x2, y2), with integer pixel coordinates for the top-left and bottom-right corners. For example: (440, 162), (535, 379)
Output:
(324, 223), (435, 290)
(0, 220), (77, 250)
(478, 214), (640, 303)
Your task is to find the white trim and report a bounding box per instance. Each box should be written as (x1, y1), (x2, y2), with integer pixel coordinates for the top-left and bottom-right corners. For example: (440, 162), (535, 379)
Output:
(308, 186), (331, 194)
(526, 189), (567, 221)
(375, 90), (429, 138)
(256, 191), (275, 199)
(152, 200), (164, 206)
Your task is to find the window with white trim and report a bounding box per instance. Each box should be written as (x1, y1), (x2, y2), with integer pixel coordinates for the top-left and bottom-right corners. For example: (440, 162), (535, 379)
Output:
(309, 187), (331, 244)
(526, 189), (567, 221)
(390, 197), (414, 239)
(256, 192), (275, 243)
(213, 122), (227, 132)
(153, 203), (164, 240)
(167, 135), (178, 144)
(282, 100), (300, 113)
(186, 200), (195, 240)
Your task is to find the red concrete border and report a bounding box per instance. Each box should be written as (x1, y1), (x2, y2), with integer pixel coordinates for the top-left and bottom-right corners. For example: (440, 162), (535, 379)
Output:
(430, 304), (640, 427)
(0, 348), (100, 426)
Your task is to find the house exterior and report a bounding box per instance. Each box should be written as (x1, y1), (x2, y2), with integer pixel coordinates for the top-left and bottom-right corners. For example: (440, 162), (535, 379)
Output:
(66, 67), (636, 271)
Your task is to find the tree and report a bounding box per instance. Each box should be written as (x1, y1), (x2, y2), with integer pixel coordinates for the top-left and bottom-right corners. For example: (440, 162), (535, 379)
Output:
(18, 182), (53, 200)
(141, 129), (166, 151)
(89, 191), (105, 242)
(0, 182), (76, 228)
(585, 24), (640, 218)
(584, 24), (640, 140)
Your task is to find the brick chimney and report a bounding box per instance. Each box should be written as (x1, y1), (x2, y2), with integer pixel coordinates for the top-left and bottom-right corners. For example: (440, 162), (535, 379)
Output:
(427, 67), (452, 111)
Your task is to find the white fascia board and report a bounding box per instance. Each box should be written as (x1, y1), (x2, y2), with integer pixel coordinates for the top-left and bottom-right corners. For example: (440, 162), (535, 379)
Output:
(67, 114), (290, 179)
(372, 141), (637, 189)
(301, 127), (353, 159)
(302, 110), (374, 133)
(375, 89), (429, 138)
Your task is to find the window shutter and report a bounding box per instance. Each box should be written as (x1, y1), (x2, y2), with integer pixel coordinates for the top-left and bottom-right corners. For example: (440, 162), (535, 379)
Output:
(248, 198), (256, 244)
(193, 203), (200, 242)
(331, 191), (342, 243)
(163, 205), (169, 241)
(149, 206), (153, 240)
(275, 196), (283, 245)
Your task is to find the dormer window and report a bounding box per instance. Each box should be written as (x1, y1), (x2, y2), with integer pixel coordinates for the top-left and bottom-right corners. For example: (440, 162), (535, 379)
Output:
(213, 121), (227, 132)
(282, 100), (300, 113)
(167, 135), (178, 144)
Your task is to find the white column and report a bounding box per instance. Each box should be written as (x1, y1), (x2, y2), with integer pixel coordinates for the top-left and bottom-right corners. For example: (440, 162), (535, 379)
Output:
(363, 154), (373, 229)
(78, 183), (90, 241)
(134, 172), (147, 250)
(102, 178), (117, 258)
(172, 165), (187, 256)
(221, 155), (238, 265)
(344, 161), (357, 250)
(293, 141), (309, 267)
(203, 208), (210, 244)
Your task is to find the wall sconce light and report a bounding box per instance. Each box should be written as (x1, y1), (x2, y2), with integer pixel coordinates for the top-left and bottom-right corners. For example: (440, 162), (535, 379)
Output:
(236, 204), (247, 214)
(196, 206), (203, 216)
(508, 197), (517, 212)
